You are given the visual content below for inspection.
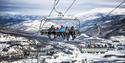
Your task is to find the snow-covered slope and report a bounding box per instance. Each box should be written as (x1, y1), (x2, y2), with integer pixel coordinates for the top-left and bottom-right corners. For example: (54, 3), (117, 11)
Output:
(0, 12), (43, 27)
(11, 20), (59, 33)
(75, 8), (125, 38)
(75, 8), (125, 28)
(76, 8), (125, 20)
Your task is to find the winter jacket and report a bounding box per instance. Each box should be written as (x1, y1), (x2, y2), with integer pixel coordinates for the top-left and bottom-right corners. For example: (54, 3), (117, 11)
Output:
(65, 28), (69, 33)
(59, 27), (65, 32)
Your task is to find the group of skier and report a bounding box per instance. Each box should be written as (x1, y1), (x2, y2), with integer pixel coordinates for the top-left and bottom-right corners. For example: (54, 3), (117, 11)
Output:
(48, 25), (77, 41)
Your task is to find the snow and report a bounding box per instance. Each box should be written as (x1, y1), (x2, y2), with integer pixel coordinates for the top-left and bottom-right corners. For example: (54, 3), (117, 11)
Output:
(12, 59), (37, 63)
(110, 36), (125, 43)
(76, 8), (125, 18)
(80, 33), (89, 38)
(75, 8), (125, 29)
(7, 47), (21, 54)
(39, 42), (108, 63)
(104, 49), (125, 56)
(0, 11), (21, 16)
(0, 33), (28, 42)
(11, 20), (59, 33)
(0, 44), (10, 51)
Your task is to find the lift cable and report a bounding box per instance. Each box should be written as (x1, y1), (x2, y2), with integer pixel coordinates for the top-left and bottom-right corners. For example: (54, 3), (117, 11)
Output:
(106, 1), (125, 17)
(39, 0), (61, 33)
(48, 0), (60, 17)
(53, 0), (60, 14)
(94, 0), (125, 37)
(64, 0), (77, 15)
(98, 0), (125, 25)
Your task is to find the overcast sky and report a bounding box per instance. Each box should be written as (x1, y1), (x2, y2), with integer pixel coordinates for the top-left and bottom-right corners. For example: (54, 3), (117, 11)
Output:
(0, 0), (124, 15)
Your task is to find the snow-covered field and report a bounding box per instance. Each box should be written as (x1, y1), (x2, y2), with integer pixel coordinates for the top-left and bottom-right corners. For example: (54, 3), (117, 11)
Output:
(0, 32), (125, 63)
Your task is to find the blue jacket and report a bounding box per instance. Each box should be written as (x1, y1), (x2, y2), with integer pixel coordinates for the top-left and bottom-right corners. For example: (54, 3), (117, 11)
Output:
(59, 27), (65, 32)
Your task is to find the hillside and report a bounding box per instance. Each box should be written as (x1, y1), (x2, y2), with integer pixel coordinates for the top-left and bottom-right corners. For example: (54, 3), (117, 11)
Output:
(76, 8), (125, 38)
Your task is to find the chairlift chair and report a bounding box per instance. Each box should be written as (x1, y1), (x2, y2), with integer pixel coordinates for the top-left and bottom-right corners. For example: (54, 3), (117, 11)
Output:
(39, 15), (81, 40)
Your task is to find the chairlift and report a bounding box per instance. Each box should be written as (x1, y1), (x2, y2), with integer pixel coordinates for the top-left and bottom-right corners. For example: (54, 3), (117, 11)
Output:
(38, 0), (81, 40)
(39, 14), (81, 40)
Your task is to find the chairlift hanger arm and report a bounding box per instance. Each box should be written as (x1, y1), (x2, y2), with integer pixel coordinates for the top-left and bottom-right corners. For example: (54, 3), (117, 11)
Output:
(64, 0), (77, 15)
(48, 0), (60, 17)
(39, 0), (60, 32)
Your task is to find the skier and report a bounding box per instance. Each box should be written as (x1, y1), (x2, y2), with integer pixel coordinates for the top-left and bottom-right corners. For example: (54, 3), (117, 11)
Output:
(65, 26), (70, 41)
(59, 25), (65, 39)
(48, 25), (56, 40)
(54, 27), (60, 38)
(69, 26), (76, 40)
